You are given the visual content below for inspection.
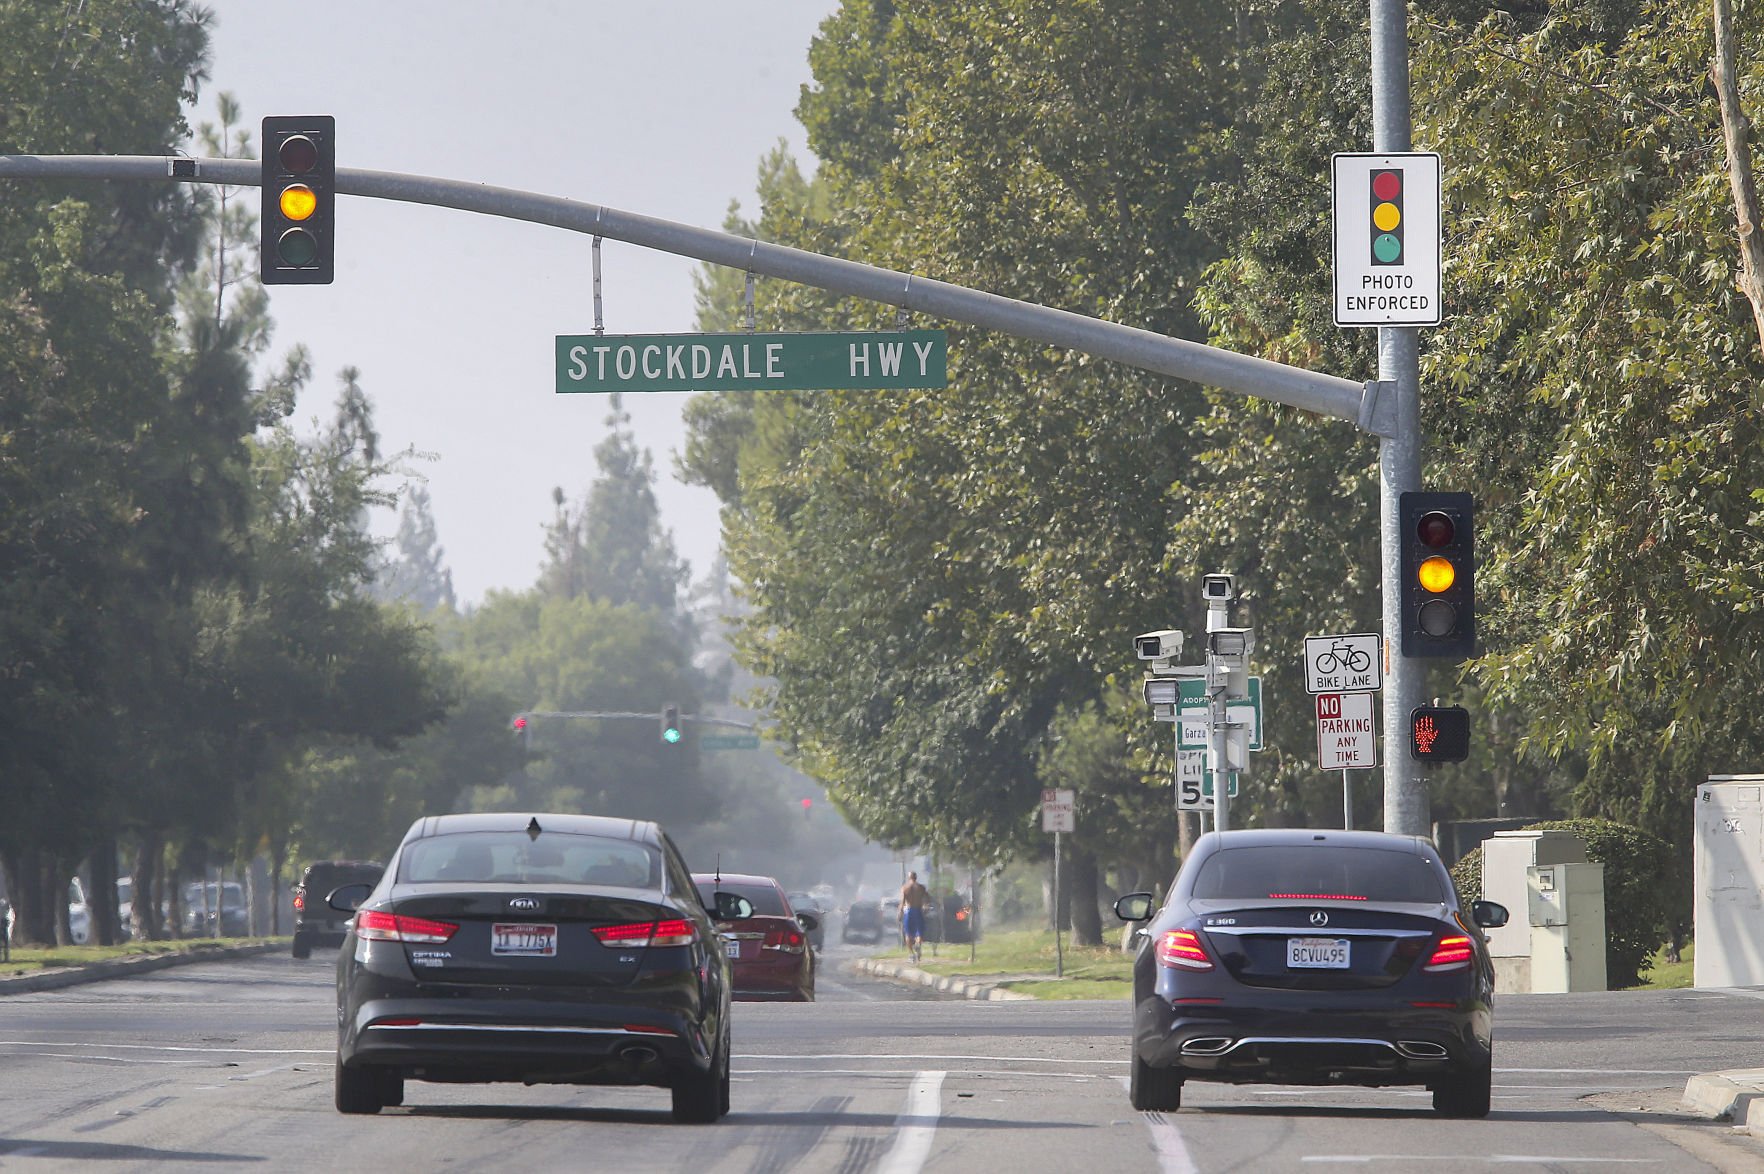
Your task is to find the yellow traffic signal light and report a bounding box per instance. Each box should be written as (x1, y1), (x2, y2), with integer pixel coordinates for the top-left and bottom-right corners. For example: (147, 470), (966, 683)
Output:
(261, 116), (334, 284)
(1400, 492), (1474, 659)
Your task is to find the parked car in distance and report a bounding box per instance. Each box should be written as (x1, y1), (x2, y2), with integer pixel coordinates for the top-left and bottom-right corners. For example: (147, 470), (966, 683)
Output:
(330, 812), (735, 1121)
(694, 873), (817, 1001)
(1114, 828), (1508, 1117)
(183, 881), (249, 937)
(293, 860), (385, 958)
(842, 897), (884, 944)
(786, 891), (828, 951)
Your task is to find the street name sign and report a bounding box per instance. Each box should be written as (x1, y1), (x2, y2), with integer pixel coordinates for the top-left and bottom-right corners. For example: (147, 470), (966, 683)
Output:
(1316, 692), (1378, 770)
(1332, 153), (1441, 327)
(1304, 632), (1383, 695)
(1041, 788), (1075, 833)
(701, 734), (760, 750)
(1174, 677), (1264, 751)
(556, 330), (947, 393)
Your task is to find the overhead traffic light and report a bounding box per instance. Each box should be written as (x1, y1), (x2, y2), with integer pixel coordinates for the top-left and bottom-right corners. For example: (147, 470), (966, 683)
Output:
(260, 116), (335, 284)
(1400, 491), (1474, 659)
(660, 704), (682, 745)
(1410, 705), (1471, 763)
(1371, 167), (1404, 266)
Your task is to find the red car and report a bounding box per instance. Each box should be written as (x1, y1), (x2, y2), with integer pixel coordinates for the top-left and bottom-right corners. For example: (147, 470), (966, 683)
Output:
(693, 873), (817, 1002)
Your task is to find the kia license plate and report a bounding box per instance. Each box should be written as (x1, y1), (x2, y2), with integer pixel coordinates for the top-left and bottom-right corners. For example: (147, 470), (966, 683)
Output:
(492, 923), (557, 957)
(1287, 937), (1350, 968)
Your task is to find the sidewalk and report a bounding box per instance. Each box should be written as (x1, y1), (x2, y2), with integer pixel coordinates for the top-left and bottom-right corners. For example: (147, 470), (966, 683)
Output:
(0, 941), (283, 994)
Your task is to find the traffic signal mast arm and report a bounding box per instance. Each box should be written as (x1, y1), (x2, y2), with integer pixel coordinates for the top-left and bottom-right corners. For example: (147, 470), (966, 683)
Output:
(0, 152), (1394, 438)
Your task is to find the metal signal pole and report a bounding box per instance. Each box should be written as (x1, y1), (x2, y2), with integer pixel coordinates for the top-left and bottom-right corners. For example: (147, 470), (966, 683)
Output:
(1371, 0), (1428, 837)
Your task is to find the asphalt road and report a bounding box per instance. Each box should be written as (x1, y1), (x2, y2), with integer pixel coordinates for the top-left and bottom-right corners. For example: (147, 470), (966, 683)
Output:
(4, 939), (1764, 1172)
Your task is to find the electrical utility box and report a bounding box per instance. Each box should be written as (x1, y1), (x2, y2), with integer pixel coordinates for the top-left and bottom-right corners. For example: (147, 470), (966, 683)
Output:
(1694, 776), (1764, 988)
(1481, 830), (1606, 992)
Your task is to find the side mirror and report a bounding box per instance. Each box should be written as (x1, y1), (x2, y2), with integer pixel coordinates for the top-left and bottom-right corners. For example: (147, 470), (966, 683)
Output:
(1113, 892), (1156, 922)
(1471, 900), (1509, 929)
(327, 882), (373, 913)
(713, 892), (755, 921)
(795, 912), (820, 933)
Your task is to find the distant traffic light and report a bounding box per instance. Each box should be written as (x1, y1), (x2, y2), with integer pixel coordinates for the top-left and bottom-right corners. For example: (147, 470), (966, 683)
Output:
(260, 116), (335, 284)
(660, 704), (682, 745)
(1399, 491), (1474, 659)
(1410, 705), (1471, 762)
(1371, 167), (1404, 266)
(511, 714), (528, 734)
(801, 798), (813, 819)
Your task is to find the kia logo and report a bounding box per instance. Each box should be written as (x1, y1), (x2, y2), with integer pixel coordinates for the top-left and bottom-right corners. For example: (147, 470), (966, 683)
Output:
(508, 897), (539, 911)
(1309, 911), (1330, 927)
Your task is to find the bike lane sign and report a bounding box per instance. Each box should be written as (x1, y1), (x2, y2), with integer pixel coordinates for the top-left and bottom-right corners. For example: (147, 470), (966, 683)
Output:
(1304, 632), (1382, 695)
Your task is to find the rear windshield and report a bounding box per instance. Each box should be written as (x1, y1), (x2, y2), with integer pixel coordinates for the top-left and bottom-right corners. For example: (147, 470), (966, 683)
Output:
(305, 864), (382, 889)
(1190, 845), (1447, 904)
(400, 832), (661, 889)
(695, 880), (788, 916)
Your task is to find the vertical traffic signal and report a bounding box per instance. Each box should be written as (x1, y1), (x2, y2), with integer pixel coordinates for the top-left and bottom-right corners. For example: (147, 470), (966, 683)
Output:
(1410, 705), (1471, 762)
(1399, 491), (1474, 659)
(660, 704), (682, 745)
(261, 116), (335, 285)
(1370, 168), (1404, 266)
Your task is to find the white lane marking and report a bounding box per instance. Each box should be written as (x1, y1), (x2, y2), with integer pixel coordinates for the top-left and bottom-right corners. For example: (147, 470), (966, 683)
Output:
(1301, 1158), (1655, 1166)
(0, 1051), (208, 1066)
(876, 1069), (945, 1174)
(742, 1052), (1125, 1065)
(0, 1040), (329, 1055)
(1120, 1078), (1199, 1174)
(734, 1067), (1104, 1080)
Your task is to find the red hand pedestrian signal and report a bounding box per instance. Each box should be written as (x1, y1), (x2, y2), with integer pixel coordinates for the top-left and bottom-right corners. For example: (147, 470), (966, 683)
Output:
(1413, 715), (1437, 755)
(1410, 706), (1470, 762)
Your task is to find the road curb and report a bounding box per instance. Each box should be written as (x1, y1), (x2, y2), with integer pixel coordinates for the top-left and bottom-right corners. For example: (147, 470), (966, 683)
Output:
(850, 957), (1037, 1001)
(0, 942), (284, 995)
(1683, 1068), (1764, 1127)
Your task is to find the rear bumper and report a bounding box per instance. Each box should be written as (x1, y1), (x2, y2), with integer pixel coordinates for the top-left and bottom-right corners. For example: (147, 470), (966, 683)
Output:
(1134, 986), (1490, 1086)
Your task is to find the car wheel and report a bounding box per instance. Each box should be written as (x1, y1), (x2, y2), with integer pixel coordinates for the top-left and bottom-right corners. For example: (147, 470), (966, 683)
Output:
(672, 1036), (729, 1124)
(1128, 1050), (1183, 1112)
(1432, 1058), (1492, 1118)
(334, 1059), (384, 1115)
(291, 933), (312, 960)
(717, 1029), (732, 1117)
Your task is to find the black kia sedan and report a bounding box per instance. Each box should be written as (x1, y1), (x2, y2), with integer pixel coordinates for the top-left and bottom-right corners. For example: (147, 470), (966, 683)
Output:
(1114, 828), (1508, 1117)
(329, 813), (745, 1122)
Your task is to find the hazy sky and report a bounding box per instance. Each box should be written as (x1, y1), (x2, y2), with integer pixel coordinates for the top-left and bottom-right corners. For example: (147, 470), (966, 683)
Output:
(200, 1), (839, 605)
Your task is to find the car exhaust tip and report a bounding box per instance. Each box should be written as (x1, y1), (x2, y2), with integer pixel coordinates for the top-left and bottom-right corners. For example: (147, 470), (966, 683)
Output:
(619, 1044), (661, 1066)
(1180, 1037), (1234, 1056)
(1395, 1040), (1449, 1059)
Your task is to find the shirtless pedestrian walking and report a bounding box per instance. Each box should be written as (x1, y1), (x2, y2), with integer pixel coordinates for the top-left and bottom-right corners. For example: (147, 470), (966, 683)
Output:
(900, 871), (930, 964)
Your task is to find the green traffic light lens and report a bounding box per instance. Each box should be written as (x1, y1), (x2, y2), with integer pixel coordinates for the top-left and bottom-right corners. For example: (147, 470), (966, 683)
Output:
(1418, 598), (1457, 636)
(663, 728), (682, 744)
(276, 227), (318, 267)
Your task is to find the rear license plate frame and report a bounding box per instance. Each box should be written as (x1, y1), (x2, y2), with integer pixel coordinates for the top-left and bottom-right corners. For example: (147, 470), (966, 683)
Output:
(1287, 936), (1350, 969)
(492, 922), (558, 957)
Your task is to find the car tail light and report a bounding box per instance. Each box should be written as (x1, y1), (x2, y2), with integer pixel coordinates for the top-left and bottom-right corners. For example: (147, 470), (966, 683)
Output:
(762, 925), (806, 954)
(1155, 928), (1214, 971)
(354, 909), (457, 944)
(1423, 934), (1473, 972)
(292, 892), (306, 911)
(592, 919), (698, 948)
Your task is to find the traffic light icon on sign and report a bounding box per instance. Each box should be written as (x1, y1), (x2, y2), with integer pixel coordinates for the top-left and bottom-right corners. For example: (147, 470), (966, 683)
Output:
(1370, 169), (1403, 266)
(261, 116), (335, 285)
(1399, 491), (1475, 659)
(1410, 705), (1471, 762)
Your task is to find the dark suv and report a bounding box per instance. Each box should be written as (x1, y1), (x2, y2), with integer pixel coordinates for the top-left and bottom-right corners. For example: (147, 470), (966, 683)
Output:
(292, 860), (383, 959)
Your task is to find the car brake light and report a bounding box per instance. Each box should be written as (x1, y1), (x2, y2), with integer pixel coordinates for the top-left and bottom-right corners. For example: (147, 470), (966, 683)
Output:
(1155, 928), (1214, 971)
(592, 919), (699, 948)
(354, 909), (457, 944)
(1423, 934), (1473, 972)
(1266, 892), (1368, 901)
(292, 893), (305, 911)
(762, 926), (806, 954)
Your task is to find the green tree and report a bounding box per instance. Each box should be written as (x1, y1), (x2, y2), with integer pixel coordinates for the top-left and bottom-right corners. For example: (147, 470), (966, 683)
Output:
(375, 486), (458, 613)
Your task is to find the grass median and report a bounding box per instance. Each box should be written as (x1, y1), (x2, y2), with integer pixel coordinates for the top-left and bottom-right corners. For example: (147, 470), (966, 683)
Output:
(1, 937), (283, 975)
(869, 927), (1134, 1000)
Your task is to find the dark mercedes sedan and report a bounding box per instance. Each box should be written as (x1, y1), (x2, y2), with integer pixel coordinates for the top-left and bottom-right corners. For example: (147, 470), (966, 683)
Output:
(328, 813), (744, 1122)
(1114, 828), (1507, 1117)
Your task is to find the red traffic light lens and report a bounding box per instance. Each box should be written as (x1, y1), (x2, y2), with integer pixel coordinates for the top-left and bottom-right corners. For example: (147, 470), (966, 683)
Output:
(278, 134), (319, 175)
(1372, 170), (1402, 201)
(512, 715), (528, 731)
(1416, 511), (1455, 548)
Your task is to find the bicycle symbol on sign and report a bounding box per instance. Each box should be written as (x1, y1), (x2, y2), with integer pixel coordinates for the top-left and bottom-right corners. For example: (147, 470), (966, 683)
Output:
(1314, 639), (1372, 676)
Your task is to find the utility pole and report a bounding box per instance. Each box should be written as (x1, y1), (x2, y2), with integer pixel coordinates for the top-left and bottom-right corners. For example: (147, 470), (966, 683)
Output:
(1371, 0), (1428, 837)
